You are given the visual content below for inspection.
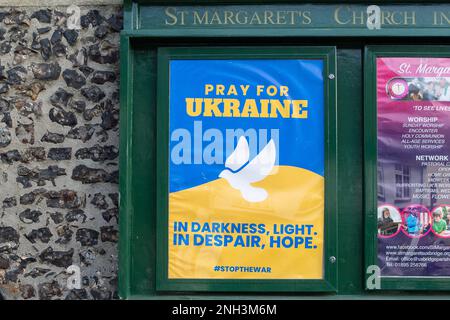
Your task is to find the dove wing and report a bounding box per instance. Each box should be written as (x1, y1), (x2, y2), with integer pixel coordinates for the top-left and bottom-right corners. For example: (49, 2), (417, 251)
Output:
(235, 139), (276, 183)
(224, 136), (250, 171)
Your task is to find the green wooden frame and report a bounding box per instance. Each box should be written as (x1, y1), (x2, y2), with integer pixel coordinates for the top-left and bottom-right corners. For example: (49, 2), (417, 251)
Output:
(123, 1), (450, 38)
(154, 46), (338, 293)
(119, 0), (450, 300)
(364, 45), (450, 291)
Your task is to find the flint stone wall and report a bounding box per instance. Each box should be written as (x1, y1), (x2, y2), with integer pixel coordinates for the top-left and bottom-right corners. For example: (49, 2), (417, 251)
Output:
(0, 6), (122, 300)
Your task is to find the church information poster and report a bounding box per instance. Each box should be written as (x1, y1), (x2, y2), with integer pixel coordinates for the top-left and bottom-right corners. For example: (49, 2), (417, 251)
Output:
(167, 59), (325, 279)
(377, 57), (450, 276)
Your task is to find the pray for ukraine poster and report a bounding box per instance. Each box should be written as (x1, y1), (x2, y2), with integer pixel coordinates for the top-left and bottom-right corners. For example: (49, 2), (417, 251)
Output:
(167, 58), (325, 279)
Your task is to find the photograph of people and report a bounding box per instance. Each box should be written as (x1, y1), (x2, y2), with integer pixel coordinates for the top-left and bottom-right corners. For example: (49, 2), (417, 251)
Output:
(408, 83), (423, 101)
(431, 206), (450, 237)
(377, 206), (401, 236)
(443, 206), (450, 228)
(402, 206), (430, 236)
(388, 77), (450, 102)
(437, 78), (450, 101)
(423, 79), (437, 100)
(432, 210), (447, 235)
(406, 210), (420, 235)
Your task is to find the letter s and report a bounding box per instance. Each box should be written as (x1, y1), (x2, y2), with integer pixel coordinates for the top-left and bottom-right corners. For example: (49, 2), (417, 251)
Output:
(165, 7), (178, 25)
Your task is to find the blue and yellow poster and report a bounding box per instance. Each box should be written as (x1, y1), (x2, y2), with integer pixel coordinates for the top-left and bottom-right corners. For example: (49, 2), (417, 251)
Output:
(168, 59), (325, 279)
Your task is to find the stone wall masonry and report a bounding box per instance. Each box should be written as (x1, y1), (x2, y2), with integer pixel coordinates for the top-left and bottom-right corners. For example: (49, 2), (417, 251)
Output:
(0, 6), (122, 300)
(0, 1), (123, 6)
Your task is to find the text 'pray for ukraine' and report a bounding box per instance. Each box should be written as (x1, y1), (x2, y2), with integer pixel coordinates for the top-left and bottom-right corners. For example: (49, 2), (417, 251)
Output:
(185, 84), (309, 118)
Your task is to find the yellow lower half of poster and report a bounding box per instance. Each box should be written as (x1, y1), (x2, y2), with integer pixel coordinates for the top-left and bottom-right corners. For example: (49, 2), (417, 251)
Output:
(168, 165), (324, 279)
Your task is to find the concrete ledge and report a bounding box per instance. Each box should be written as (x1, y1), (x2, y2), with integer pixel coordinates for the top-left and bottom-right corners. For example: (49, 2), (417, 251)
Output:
(0, 0), (123, 6)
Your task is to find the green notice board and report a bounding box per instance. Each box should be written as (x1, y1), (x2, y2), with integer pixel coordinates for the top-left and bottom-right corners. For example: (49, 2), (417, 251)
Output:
(155, 47), (337, 293)
(365, 46), (450, 291)
(119, 0), (450, 299)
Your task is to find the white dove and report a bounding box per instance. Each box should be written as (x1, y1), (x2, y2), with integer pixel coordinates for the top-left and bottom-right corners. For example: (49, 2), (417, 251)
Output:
(219, 136), (276, 202)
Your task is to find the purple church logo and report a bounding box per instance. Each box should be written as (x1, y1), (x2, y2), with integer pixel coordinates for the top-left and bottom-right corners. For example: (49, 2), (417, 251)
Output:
(386, 78), (409, 99)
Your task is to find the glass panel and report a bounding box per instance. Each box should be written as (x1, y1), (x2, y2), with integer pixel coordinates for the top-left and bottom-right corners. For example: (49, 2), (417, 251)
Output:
(167, 59), (325, 280)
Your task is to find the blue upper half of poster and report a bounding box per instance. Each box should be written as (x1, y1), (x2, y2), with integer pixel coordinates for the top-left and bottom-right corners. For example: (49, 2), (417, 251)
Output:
(169, 59), (324, 192)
